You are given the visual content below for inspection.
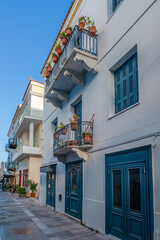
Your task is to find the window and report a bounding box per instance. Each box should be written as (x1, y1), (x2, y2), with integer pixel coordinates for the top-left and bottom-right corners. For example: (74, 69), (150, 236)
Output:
(112, 0), (123, 12)
(115, 54), (138, 113)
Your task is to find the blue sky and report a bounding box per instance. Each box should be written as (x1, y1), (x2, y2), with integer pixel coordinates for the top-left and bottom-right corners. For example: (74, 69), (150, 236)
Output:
(0, 0), (72, 164)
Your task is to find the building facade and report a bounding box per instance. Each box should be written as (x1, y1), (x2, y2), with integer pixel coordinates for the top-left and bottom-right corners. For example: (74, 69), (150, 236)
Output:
(40, 0), (160, 239)
(6, 78), (44, 195)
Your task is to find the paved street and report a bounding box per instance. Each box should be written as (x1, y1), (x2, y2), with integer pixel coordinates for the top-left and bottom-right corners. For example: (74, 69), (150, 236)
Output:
(0, 190), (110, 240)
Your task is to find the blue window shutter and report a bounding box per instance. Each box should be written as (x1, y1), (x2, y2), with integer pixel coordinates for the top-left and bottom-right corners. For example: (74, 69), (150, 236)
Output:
(112, 0), (123, 12)
(115, 54), (138, 113)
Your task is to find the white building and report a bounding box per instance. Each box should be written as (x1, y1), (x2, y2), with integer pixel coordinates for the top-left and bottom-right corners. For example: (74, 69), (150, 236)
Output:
(7, 78), (44, 195)
(39, 0), (160, 239)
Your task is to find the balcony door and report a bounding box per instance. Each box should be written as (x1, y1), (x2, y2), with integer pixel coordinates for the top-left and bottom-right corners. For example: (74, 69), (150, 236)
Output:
(74, 101), (82, 143)
(65, 161), (82, 219)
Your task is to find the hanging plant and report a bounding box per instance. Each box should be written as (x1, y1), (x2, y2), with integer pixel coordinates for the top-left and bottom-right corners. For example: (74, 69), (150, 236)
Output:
(69, 114), (80, 131)
(59, 32), (67, 46)
(65, 26), (72, 37)
(52, 53), (58, 63)
(44, 70), (50, 78)
(78, 16), (87, 31)
(87, 21), (97, 37)
(55, 43), (62, 56)
(46, 62), (52, 73)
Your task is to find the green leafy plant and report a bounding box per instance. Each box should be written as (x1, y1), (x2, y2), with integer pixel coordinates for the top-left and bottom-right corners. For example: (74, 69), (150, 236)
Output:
(55, 43), (62, 50)
(82, 132), (91, 137)
(16, 184), (20, 191)
(78, 16), (88, 23)
(52, 52), (58, 56)
(59, 31), (67, 39)
(24, 179), (32, 192)
(30, 180), (38, 193)
(46, 62), (51, 66)
(18, 187), (26, 194)
(66, 25), (72, 30)
(69, 114), (79, 123)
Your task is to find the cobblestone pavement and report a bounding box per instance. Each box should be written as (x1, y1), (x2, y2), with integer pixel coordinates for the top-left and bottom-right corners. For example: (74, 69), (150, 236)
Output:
(0, 190), (111, 240)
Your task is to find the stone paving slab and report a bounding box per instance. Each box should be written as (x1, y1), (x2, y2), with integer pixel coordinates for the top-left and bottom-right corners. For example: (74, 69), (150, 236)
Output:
(0, 190), (111, 240)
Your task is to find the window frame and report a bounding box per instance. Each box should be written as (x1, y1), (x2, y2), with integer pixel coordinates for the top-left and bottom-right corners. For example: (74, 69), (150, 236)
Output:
(112, 0), (123, 12)
(114, 53), (139, 114)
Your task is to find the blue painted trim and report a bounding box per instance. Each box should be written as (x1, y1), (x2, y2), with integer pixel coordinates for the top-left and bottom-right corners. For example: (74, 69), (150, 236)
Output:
(115, 53), (138, 114)
(65, 160), (83, 220)
(105, 145), (154, 239)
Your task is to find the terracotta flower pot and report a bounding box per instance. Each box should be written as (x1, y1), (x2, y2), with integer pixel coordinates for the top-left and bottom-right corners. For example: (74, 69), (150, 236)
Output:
(89, 26), (96, 37)
(79, 21), (85, 31)
(56, 47), (62, 56)
(45, 71), (50, 78)
(61, 37), (67, 46)
(52, 55), (58, 63)
(62, 128), (67, 135)
(47, 65), (52, 73)
(65, 28), (72, 37)
(65, 141), (71, 146)
(31, 193), (35, 198)
(26, 192), (31, 198)
(71, 121), (78, 131)
(71, 140), (78, 146)
(55, 133), (60, 139)
(83, 135), (91, 144)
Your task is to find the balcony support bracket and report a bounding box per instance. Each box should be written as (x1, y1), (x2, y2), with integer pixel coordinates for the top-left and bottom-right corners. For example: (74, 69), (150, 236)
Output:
(46, 97), (62, 109)
(72, 147), (89, 161)
(64, 69), (85, 86)
(74, 53), (98, 74)
(51, 89), (69, 102)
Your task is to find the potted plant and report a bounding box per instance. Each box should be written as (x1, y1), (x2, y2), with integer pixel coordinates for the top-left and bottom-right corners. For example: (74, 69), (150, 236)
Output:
(54, 126), (60, 139)
(78, 16), (87, 31)
(83, 132), (91, 144)
(24, 179), (31, 198)
(46, 62), (52, 73)
(52, 53), (58, 63)
(71, 140), (78, 146)
(3, 185), (10, 192)
(69, 114), (79, 131)
(55, 43), (62, 56)
(65, 26), (72, 37)
(30, 180), (38, 197)
(59, 121), (67, 135)
(44, 70), (50, 78)
(18, 187), (26, 197)
(60, 31), (67, 45)
(87, 21), (97, 37)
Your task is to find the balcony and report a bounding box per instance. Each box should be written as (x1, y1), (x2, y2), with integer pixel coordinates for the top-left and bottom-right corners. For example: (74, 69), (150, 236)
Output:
(53, 121), (93, 162)
(14, 106), (43, 137)
(45, 25), (98, 108)
(13, 142), (42, 162)
(6, 161), (17, 171)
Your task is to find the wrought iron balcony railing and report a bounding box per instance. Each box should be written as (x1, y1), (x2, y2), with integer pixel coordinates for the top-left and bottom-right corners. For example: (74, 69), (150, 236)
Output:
(8, 137), (17, 149)
(5, 161), (17, 171)
(53, 121), (93, 153)
(45, 25), (98, 94)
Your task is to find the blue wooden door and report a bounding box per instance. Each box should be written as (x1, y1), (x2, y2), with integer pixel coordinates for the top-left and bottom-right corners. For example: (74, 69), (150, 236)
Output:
(66, 161), (82, 219)
(74, 101), (82, 143)
(106, 149), (150, 240)
(47, 173), (56, 207)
